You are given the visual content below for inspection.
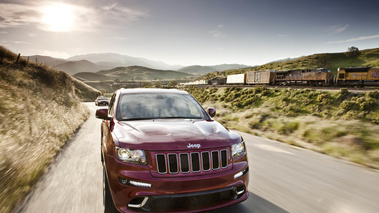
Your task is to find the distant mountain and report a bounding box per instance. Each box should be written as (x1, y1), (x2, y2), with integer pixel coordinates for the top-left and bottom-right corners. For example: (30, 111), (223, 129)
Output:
(73, 72), (112, 81)
(178, 64), (249, 75)
(68, 53), (183, 71)
(23, 55), (67, 66)
(178, 65), (217, 75)
(24, 53), (250, 77)
(76, 65), (193, 81)
(54, 60), (111, 75)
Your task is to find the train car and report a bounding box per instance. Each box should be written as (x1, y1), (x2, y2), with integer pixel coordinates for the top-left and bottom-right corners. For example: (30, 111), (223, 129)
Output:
(211, 77), (227, 85)
(246, 70), (276, 84)
(226, 73), (246, 84)
(337, 67), (379, 86)
(274, 68), (333, 86)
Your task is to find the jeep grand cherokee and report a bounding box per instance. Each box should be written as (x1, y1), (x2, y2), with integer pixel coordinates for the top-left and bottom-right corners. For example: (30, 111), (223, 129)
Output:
(96, 88), (249, 212)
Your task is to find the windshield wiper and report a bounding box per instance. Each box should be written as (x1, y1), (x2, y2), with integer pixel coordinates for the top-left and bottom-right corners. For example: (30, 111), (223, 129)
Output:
(121, 117), (156, 121)
(159, 116), (202, 119)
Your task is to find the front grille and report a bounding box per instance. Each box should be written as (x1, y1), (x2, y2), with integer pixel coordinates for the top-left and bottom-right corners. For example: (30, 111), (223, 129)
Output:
(155, 149), (228, 174)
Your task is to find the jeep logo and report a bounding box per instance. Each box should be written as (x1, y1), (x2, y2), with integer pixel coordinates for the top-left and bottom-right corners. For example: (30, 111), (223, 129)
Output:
(187, 143), (201, 148)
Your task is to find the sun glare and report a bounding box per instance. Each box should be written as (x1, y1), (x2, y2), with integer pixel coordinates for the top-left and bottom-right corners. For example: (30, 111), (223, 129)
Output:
(41, 3), (75, 32)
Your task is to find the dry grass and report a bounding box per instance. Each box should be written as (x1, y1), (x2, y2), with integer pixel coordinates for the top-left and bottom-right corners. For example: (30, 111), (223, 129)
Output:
(0, 46), (95, 213)
(0, 89), (89, 213)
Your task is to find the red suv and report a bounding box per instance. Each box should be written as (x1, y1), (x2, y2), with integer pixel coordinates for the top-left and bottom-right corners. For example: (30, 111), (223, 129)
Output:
(96, 88), (249, 213)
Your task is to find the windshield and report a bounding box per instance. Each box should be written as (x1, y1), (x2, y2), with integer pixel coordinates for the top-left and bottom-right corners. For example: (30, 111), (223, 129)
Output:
(116, 93), (209, 121)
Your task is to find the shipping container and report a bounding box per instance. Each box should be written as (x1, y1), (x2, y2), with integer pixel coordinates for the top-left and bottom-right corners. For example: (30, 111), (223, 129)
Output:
(246, 70), (276, 84)
(226, 74), (246, 84)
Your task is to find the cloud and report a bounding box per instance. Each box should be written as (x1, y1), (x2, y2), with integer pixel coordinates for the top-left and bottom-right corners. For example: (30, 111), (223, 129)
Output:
(276, 34), (290, 37)
(0, 1), (146, 32)
(209, 24), (226, 38)
(328, 34), (379, 44)
(99, 3), (147, 23)
(102, 3), (118, 11)
(209, 30), (225, 38)
(14, 40), (30, 45)
(0, 3), (41, 28)
(325, 24), (349, 34)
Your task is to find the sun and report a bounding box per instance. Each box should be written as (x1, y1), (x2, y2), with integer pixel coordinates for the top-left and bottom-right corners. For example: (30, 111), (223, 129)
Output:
(41, 3), (75, 32)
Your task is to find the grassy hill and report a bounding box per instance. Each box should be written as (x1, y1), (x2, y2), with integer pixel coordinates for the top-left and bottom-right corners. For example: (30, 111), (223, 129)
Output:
(185, 86), (379, 169)
(177, 64), (249, 75)
(97, 65), (193, 81)
(201, 48), (379, 79)
(54, 59), (109, 75)
(0, 46), (100, 213)
(74, 72), (112, 81)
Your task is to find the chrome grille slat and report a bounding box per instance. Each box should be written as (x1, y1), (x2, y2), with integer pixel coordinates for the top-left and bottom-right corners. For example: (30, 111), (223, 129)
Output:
(155, 149), (228, 174)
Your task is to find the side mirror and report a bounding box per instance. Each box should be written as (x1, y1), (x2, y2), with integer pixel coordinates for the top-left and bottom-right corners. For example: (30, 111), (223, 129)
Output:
(207, 107), (216, 117)
(96, 108), (111, 120)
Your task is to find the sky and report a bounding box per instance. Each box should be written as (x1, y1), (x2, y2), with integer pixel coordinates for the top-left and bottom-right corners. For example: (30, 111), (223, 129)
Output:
(1, 0), (379, 66)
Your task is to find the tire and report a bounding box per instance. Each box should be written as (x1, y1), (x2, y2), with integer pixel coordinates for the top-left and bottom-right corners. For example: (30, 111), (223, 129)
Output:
(103, 167), (119, 213)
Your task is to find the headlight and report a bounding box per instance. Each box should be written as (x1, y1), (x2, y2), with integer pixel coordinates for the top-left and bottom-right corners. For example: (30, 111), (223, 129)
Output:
(231, 142), (246, 158)
(116, 147), (147, 165)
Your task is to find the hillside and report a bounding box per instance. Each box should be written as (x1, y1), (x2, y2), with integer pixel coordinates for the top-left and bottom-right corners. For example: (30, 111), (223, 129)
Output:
(74, 72), (112, 81)
(96, 65), (193, 81)
(54, 59), (111, 75)
(178, 64), (249, 75)
(23, 55), (67, 66)
(68, 53), (183, 70)
(201, 48), (379, 79)
(0, 46), (100, 213)
(24, 54), (252, 78)
(185, 86), (379, 169)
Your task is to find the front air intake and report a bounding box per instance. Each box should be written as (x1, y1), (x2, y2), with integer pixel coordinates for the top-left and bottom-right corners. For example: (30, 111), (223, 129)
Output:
(155, 149), (228, 175)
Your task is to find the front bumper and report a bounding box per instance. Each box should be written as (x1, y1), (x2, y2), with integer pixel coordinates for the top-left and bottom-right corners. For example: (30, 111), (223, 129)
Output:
(130, 184), (248, 212)
(105, 158), (249, 212)
(97, 101), (109, 106)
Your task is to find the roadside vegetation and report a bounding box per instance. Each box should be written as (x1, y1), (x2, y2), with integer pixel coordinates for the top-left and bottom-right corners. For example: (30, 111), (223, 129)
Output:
(0, 47), (100, 213)
(184, 86), (379, 169)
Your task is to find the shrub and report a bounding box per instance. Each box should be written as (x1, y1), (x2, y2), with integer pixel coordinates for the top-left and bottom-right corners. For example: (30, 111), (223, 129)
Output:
(359, 97), (376, 110)
(366, 91), (379, 99)
(317, 93), (329, 104)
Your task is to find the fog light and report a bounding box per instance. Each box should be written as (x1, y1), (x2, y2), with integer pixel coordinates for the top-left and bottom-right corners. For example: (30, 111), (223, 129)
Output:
(129, 180), (151, 188)
(119, 177), (128, 185)
(234, 171), (243, 179)
(234, 167), (249, 179)
(118, 177), (151, 188)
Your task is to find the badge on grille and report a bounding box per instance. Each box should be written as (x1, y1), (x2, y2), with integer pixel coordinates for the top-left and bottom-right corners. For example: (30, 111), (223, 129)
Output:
(187, 143), (201, 148)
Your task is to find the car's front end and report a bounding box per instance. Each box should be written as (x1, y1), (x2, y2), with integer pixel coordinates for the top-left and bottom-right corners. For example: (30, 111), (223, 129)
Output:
(103, 119), (249, 212)
(99, 89), (249, 212)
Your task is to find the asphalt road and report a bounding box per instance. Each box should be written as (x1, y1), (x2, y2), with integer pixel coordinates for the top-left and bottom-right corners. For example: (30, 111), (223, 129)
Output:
(15, 103), (379, 213)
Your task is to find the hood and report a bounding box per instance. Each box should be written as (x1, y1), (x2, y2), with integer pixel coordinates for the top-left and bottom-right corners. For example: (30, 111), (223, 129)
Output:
(112, 119), (241, 151)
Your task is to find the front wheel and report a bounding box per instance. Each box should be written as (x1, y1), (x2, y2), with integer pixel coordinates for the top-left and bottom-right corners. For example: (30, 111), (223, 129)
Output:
(103, 167), (118, 213)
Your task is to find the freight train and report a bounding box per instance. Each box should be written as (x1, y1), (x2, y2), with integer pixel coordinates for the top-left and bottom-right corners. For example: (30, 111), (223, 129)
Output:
(180, 67), (379, 87)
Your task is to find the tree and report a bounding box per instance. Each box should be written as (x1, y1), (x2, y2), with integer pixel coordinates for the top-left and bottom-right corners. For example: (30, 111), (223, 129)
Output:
(167, 80), (178, 88)
(346, 46), (360, 57)
(154, 81), (162, 88)
(141, 82), (152, 88)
